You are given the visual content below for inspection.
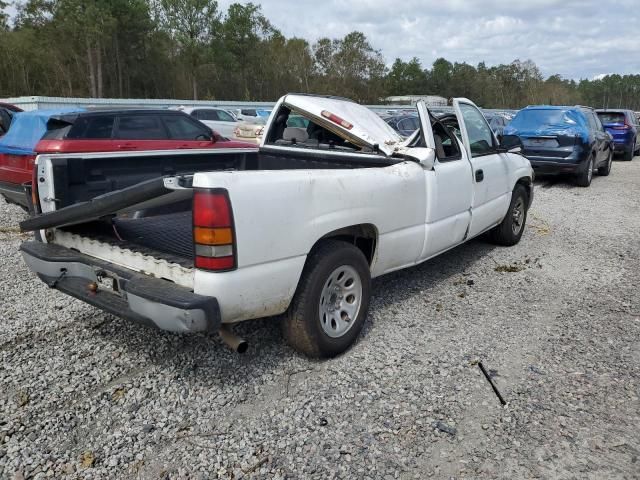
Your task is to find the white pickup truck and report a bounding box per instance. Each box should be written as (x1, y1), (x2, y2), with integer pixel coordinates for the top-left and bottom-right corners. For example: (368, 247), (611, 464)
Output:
(20, 94), (533, 357)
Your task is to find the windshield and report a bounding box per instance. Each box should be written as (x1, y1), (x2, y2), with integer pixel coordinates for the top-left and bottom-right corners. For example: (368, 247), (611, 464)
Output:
(597, 112), (625, 125)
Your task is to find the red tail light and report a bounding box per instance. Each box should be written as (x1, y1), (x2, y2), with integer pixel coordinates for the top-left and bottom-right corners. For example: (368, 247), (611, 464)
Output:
(192, 189), (236, 271)
(321, 110), (353, 130)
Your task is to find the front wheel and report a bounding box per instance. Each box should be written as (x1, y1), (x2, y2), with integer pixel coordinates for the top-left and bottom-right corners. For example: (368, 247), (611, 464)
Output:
(488, 185), (529, 246)
(282, 240), (371, 358)
(598, 149), (613, 176)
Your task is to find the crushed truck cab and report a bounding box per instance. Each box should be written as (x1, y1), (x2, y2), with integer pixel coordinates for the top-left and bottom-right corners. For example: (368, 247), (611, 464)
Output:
(20, 94), (533, 357)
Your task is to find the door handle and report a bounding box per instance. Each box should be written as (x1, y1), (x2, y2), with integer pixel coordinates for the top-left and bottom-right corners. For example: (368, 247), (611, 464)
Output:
(475, 169), (484, 182)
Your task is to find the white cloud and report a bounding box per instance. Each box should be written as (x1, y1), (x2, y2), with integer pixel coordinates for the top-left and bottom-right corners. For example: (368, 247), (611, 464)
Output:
(218, 0), (640, 79)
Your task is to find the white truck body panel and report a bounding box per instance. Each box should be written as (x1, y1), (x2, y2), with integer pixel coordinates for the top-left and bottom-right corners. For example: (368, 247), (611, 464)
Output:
(23, 95), (534, 327)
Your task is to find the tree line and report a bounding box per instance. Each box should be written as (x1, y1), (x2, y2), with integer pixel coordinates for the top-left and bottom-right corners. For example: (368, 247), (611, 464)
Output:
(1, 0), (639, 110)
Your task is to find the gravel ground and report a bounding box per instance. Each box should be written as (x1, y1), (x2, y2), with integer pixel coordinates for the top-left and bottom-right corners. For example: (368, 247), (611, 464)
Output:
(1, 157), (639, 479)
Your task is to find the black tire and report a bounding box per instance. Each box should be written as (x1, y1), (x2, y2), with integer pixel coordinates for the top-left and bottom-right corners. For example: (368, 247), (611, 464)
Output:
(598, 149), (612, 176)
(282, 240), (371, 358)
(575, 154), (594, 187)
(488, 185), (528, 246)
(623, 147), (633, 161)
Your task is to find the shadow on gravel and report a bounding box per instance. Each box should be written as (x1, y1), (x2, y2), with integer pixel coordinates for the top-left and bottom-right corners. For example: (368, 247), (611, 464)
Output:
(369, 238), (496, 307)
(533, 175), (577, 189)
(85, 237), (503, 385)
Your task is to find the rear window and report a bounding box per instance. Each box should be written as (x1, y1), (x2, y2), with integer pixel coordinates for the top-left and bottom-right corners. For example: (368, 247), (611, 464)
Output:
(597, 112), (625, 125)
(509, 109), (583, 130)
(67, 115), (115, 139)
(116, 115), (166, 140)
(397, 117), (419, 132)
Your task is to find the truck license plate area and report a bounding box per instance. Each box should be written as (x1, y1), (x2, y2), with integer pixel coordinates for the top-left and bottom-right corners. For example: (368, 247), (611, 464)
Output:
(95, 269), (121, 295)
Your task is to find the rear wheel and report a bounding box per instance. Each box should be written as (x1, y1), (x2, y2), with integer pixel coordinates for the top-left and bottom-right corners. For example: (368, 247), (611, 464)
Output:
(623, 146), (634, 161)
(488, 185), (528, 246)
(282, 240), (371, 358)
(575, 155), (594, 187)
(598, 149), (613, 176)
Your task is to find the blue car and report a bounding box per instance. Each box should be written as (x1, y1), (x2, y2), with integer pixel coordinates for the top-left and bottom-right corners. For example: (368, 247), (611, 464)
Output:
(504, 105), (613, 187)
(596, 109), (639, 161)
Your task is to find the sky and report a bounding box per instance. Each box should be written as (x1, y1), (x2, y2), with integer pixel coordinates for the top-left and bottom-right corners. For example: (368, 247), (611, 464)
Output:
(218, 0), (640, 80)
(4, 0), (639, 80)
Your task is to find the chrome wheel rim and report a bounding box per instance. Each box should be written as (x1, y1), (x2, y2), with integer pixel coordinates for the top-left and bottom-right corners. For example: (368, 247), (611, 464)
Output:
(512, 197), (525, 235)
(587, 158), (593, 182)
(319, 265), (362, 338)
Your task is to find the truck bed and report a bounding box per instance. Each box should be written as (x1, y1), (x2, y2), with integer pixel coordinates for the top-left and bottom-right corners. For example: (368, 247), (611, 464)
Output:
(63, 211), (195, 267)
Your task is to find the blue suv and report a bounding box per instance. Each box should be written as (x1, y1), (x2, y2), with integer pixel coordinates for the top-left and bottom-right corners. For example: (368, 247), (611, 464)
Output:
(504, 105), (613, 187)
(596, 109), (639, 161)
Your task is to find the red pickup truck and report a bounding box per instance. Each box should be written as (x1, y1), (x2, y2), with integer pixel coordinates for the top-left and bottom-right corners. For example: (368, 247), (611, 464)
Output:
(0, 108), (256, 207)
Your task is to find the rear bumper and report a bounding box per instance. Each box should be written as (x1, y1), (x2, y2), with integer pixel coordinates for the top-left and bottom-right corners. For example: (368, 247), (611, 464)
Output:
(20, 241), (220, 333)
(527, 158), (585, 175)
(612, 141), (633, 152)
(0, 180), (28, 207)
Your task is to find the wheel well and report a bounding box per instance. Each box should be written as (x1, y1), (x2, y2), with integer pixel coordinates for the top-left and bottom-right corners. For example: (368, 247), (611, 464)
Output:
(516, 176), (532, 202)
(314, 224), (378, 266)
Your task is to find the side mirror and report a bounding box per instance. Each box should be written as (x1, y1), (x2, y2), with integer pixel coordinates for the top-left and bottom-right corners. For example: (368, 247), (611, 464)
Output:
(498, 134), (523, 154)
(404, 147), (435, 169)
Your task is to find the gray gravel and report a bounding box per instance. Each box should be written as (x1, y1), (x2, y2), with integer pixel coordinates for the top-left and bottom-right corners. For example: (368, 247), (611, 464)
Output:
(1, 157), (639, 479)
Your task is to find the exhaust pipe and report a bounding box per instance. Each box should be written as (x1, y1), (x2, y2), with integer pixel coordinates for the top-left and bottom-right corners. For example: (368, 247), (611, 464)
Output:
(218, 324), (248, 353)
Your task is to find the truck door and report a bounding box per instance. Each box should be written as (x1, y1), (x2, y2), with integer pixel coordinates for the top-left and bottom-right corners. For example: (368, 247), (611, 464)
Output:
(452, 98), (510, 239)
(415, 101), (473, 260)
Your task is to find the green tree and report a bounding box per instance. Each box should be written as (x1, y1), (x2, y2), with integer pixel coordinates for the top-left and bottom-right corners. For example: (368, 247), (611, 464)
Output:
(386, 57), (428, 95)
(221, 3), (274, 100)
(0, 0), (9, 30)
(155, 0), (221, 99)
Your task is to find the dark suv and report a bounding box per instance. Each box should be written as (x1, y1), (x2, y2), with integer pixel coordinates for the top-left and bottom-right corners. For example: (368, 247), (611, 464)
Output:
(504, 105), (613, 187)
(596, 109), (638, 161)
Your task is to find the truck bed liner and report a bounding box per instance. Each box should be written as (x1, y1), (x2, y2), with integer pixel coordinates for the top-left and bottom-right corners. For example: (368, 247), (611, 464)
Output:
(113, 211), (194, 260)
(63, 211), (195, 267)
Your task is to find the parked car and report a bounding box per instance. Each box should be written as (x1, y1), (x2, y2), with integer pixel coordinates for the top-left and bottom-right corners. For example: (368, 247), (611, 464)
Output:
(20, 94), (533, 358)
(174, 106), (239, 138)
(504, 105), (613, 187)
(0, 102), (22, 112)
(483, 112), (510, 138)
(233, 118), (266, 144)
(233, 114), (308, 144)
(0, 102), (22, 136)
(385, 115), (420, 137)
(233, 108), (272, 123)
(596, 109), (639, 161)
(0, 108), (255, 207)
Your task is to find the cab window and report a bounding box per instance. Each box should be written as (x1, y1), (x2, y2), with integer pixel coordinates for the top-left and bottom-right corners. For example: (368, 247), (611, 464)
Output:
(459, 103), (496, 157)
